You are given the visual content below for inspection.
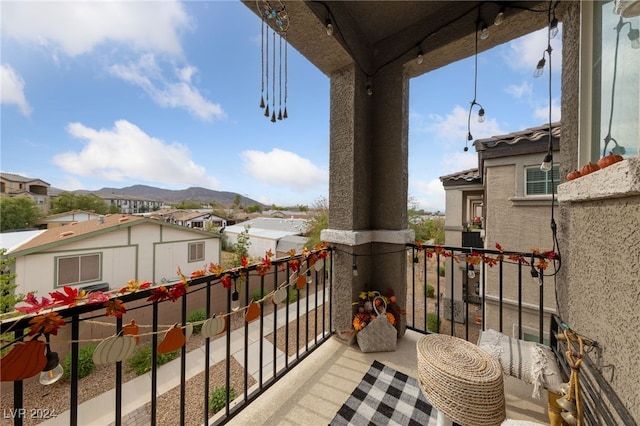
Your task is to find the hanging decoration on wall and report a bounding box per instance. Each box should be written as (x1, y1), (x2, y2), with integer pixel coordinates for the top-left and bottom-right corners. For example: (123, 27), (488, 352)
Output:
(257, 0), (289, 122)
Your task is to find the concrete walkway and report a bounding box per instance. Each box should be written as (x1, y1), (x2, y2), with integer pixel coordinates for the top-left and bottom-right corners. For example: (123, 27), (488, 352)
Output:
(41, 291), (329, 426)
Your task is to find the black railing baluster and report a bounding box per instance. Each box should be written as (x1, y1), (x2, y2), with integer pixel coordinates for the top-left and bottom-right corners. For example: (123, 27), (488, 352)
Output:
(203, 281), (211, 426)
(465, 262), (469, 342)
(151, 302), (158, 426)
(115, 316), (122, 426)
(296, 283), (300, 360)
(285, 263), (290, 368)
(411, 247), (416, 328)
(449, 256), (455, 336)
(422, 249), (427, 332)
(436, 253), (441, 333)
(499, 259), (504, 332)
(305, 266), (309, 352)
(518, 261), (523, 339)
(539, 272), (544, 344)
(481, 261), (486, 331)
(225, 280), (232, 417)
(328, 252), (332, 336)
(13, 328), (24, 426)
(180, 294), (187, 425)
(70, 314), (79, 426)
(314, 266), (318, 345)
(273, 263), (278, 378)
(259, 275), (265, 389)
(244, 275), (249, 402)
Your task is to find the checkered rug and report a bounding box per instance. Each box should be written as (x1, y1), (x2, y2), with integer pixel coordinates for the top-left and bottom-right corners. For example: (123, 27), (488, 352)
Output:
(330, 360), (441, 426)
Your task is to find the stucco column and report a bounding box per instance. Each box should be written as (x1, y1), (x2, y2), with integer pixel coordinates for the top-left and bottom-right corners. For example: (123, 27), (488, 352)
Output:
(322, 63), (413, 341)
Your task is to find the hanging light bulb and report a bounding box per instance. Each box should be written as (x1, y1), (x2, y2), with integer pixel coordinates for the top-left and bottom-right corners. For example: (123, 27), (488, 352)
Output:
(549, 17), (559, 39)
(479, 23), (489, 40)
(494, 7), (505, 26)
(478, 107), (486, 123)
(40, 346), (63, 385)
(325, 19), (334, 36)
(533, 57), (546, 78)
(366, 84), (373, 96)
(416, 49), (424, 65)
(306, 268), (312, 284)
(352, 262), (358, 277)
(467, 264), (476, 279)
(629, 27), (640, 49)
(231, 289), (240, 311)
(540, 153), (553, 172)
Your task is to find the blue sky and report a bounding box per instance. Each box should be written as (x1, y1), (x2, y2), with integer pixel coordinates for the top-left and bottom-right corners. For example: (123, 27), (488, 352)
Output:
(1, 1), (561, 212)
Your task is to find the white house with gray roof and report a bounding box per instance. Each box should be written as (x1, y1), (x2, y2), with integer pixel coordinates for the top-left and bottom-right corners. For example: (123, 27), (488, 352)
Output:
(223, 217), (309, 258)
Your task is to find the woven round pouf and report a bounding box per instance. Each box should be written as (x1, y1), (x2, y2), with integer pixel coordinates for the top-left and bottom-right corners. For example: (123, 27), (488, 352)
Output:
(417, 334), (505, 426)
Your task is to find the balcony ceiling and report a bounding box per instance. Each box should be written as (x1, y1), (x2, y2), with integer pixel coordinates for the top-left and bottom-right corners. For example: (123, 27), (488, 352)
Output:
(242, 1), (550, 78)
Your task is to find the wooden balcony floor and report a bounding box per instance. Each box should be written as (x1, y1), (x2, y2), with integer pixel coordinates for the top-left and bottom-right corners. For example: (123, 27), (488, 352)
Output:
(228, 330), (549, 425)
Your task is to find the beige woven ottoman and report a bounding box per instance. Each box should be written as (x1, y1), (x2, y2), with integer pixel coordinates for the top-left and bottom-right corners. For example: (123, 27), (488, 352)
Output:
(417, 334), (506, 426)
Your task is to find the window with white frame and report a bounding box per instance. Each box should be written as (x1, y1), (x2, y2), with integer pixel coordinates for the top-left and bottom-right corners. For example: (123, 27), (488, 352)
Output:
(188, 242), (205, 262)
(525, 165), (559, 196)
(57, 253), (101, 286)
(581, 1), (640, 164)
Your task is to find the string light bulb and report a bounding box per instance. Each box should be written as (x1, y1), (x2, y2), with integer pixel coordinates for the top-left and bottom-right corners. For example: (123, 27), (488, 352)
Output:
(325, 19), (334, 36)
(467, 264), (476, 279)
(231, 289), (240, 311)
(478, 107), (486, 123)
(366, 84), (373, 96)
(416, 48), (424, 65)
(629, 27), (640, 49)
(549, 16), (559, 39)
(352, 261), (358, 277)
(540, 152), (553, 172)
(40, 339), (63, 385)
(533, 57), (546, 78)
(479, 23), (489, 40)
(494, 7), (505, 26)
(306, 268), (312, 284)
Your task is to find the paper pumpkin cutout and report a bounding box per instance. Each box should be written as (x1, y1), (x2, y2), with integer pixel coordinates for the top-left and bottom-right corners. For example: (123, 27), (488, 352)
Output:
(122, 320), (139, 344)
(201, 315), (226, 338)
(0, 339), (47, 382)
(93, 334), (137, 365)
(183, 323), (193, 340)
(314, 258), (325, 271)
(245, 301), (261, 323)
(158, 324), (186, 354)
(272, 287), (288, 304)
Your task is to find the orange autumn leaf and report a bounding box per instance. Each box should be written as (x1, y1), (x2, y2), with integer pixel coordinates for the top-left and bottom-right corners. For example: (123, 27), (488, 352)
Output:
(191, 269), (206, 278)
(104, 299), (127, 318)
(120, 279), (152, 294)
(208, 263), (223, 276)
(287, 249), (296, 257)
(29, 312), (66, 336)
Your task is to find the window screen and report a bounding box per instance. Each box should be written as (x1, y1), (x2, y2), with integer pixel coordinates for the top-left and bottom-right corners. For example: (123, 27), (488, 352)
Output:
(57, 254), (100, 286)
(525, 165), (559, 195)
(189, 242), (205, 262)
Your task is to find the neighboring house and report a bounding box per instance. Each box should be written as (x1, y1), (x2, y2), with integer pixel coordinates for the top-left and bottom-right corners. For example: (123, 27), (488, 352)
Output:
(36, 210), (102, 229)
(99, 194), (164, 214)
(440, 122), (561, 339)
(224, 217), (309, 258)
(147, 209), (228, 229)
(0, 172), (50, 213)
(6, 214), (220, 296)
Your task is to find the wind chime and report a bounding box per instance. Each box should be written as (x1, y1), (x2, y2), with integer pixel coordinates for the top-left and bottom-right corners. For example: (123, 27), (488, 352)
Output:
(257, 0), (289, 122)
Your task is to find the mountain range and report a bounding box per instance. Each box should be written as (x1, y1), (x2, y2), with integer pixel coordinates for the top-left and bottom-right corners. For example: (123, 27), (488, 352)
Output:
(53, 185), (264, 207)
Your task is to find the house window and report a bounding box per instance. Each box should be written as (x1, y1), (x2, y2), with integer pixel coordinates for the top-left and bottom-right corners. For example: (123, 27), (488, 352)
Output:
(57, 253), (101, 286)
(188, 242), (205, 262)
(581, 1), (639, 164)
(525, 165), (559, 196)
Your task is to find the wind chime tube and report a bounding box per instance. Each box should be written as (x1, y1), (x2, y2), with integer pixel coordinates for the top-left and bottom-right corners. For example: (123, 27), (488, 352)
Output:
(278, 35), (283, 120)
(271, 31), (276, 122)
(283, 33), (288, 119)
(260, 18), (265, 109)
(264, 25), (270, 118)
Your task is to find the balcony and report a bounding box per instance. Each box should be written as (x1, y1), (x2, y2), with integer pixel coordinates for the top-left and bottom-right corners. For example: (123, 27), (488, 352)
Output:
(1, 246), (632, 425)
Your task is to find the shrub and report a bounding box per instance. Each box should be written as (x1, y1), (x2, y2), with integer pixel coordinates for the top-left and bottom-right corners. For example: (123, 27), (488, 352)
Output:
(126, 343), (179, 375)
(209, 386), (237, 413)
(427, 313), (440, 333)
(253, 287), (300, 303)
(438, 264), (445, 277)
(188, 308), (206, 334)
(424, 284), (435, 299)
(62, 344), (96, 380)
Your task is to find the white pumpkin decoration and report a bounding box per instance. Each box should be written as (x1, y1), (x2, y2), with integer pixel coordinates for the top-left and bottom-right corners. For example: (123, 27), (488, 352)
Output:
(183, 323), (193, 340)
(272, 287), (288, 304)
(314, 258), (325, 271)
(93, 334), (138, 365)
(201, 315), (226, 338)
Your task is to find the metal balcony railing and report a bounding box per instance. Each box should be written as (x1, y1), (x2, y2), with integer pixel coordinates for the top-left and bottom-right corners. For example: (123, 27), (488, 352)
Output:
(0, 248), (333, 426)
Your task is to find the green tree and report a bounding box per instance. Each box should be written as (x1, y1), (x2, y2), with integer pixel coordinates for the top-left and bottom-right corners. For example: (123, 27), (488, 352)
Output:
(0, 196), (43, 231)
(173, 201), (202, 210)
(50, 192), (109, 214)
(0, 249), (24, 313)
(304, 197), (329, 248)
(246, 204), (262, 213)
(232, 225), (251, 266)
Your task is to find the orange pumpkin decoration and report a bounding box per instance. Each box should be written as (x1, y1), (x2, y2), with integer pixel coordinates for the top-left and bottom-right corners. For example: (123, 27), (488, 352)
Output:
(567, 170), (581, 181)
(296, 275), (307, 290)
(597, 154), (623, 169)
(1, 339), (47, 382)
(122, 319), (140, 344)
(580, 162), (600, 176)
(245, 301), (261, 323)
(158, 324), (185, 354)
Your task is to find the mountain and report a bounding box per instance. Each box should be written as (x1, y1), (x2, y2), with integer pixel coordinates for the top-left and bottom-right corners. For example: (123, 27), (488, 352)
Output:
(53, 185), (264, 207)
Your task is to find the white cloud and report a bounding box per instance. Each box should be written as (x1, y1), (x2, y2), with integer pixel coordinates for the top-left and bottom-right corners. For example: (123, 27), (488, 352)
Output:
(110, 54), (224, 121)
(505, 26), (563, 73)
(241, 148), (328, 190)
(411, 179), (446, 212)
(442, 152), (479, 172)
(505, 80), (533, 100)
(534, 97), (561, 122)
(0, 64), (32, 116)
(418, 105), (507, 144)
(52, 120), (219, 188)
(1, 1), (190, 57)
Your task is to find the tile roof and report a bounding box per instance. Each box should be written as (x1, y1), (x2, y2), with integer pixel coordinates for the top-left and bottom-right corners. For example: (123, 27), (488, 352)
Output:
(473, 122), (561, 150)
(0, 172), (50, 185)
(439, 168), (480, 184)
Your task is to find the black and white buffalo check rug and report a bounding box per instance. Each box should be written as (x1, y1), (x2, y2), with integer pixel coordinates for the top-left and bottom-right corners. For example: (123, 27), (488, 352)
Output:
(330, 360), (441, 426)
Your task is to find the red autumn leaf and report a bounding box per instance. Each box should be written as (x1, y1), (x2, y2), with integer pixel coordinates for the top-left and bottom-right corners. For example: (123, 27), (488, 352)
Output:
(208, 262), (223, 276)
(507, 253), (529, 265)
(256, 263), (270, 277)
(191, 269), (206, 278)
(302, 247), (311, 258)
(241, 256), (249, 269)
(139, 281), (152, 290)
(148, 286), (171, 303)
(543, 250), (559, 260)
(29, 312), (65, 335)
(220, 274), (232, 290)
(50, 286), (85, 307)
(15, 293), (55, 314)
(86, 291), (110, 305)
(536, 258), (549, 271)
(495, 243), (504, 252)
(169, 282), (187, 301)
(483, 255), (498, 267)
(120, 279), (152, 294)
(104, 299), (127, 317)
(289, 259), (300, 273)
